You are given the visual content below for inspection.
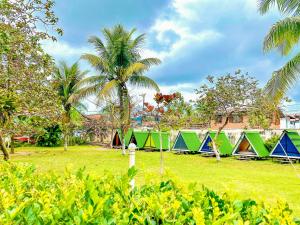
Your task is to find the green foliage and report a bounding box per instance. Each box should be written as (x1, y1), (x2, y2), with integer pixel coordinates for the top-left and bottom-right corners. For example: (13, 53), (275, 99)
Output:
(260, 1), (300, 100)
(265, 134), (280, 151)
(74, 25), (161, 142)
(37, 125), (62, 147)
(0, 162), (297, 224)
(69, 136), (87, 146)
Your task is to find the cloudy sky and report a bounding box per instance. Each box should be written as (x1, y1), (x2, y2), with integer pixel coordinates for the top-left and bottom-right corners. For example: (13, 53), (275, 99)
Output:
(43, 0), (300, 113)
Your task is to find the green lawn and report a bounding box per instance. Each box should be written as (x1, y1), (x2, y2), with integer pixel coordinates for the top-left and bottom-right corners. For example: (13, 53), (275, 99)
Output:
(5, 145), (300, 216)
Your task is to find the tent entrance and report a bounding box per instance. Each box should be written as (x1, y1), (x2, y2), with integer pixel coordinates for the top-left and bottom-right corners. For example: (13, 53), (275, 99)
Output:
(236, 137), (256, 155)
(129, 135), (137, 146)
(173, 134), (188, 151)
(112, 132), (122, 147)
(144, 134), (156, 149)
(201, 136), (213, 152)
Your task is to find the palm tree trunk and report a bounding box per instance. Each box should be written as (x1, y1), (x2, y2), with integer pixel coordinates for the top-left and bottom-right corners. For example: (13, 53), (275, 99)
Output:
(119, 85), (126, 155)
(119, 84), (131, 155)
(0, 133), (9, 160)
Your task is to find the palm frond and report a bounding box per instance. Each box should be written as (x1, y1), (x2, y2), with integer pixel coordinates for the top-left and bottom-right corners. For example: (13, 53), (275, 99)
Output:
(130, 33), (146, 50)
(97, 80), (118, 99)
(258, 0), (300, 16)
(264, 52), (300, 99)
(138, 58), (161, 69)
(69, 83), (102, 104)
(123, 62), (147, 80)
(88, 36), (108, 58)
(129, 75), (160, 91)
(73, 75), (107, 90)
(263, 17), (300, 55)
(81, 53), (110, 72)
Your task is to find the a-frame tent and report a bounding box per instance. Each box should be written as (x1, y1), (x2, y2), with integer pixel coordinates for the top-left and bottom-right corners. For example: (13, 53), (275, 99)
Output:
(232, 131), (269, 158)
(144, 131), (170, 150)
(131, 131), (149, 149)
(270, 130), (300, 159)
(112, 129), (122, 148)
(172, 131), (201, 152)
(198, 131), (233, 156)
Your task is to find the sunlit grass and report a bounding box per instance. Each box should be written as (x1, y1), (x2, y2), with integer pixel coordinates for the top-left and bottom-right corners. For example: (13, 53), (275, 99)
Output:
(6, 145), (300, 216)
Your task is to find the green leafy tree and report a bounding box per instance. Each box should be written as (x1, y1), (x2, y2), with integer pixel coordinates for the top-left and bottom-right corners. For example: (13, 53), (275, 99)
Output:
(0, 0), (62, 159)
(195, 71), (261, 161)
(73, 25), (160, 154)
(0, 92), (18, 160)
(259, 0), (300, 99)
(53, 61), (88, 151)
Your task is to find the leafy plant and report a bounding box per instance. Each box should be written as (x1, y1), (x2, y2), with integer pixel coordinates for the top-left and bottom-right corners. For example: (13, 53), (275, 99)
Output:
(265, 134), (280, 151)
(0, 163), (298, 224)
(37, 125), (62, 147)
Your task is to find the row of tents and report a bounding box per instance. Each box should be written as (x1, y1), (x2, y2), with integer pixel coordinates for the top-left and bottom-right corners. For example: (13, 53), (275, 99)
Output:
(112, 129), (300, 159)
(112, 129), (170, 150)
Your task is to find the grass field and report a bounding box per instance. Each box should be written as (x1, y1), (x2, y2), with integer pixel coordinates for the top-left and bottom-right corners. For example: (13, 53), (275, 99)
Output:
(5, 145), (300, 216)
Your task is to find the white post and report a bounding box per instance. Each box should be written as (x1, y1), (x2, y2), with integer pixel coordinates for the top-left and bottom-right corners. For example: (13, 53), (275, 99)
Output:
(128, 142), (136, 189)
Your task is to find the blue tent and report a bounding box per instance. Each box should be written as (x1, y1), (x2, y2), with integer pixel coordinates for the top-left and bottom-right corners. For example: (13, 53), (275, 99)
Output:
(270, 130), (300, 159)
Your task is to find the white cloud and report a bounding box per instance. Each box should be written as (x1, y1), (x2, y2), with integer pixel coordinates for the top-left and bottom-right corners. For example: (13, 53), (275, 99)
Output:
(42, 41), (91, 59)
(143, 0), (223, 61)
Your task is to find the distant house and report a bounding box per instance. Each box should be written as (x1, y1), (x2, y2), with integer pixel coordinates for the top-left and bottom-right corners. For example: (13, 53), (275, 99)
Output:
(280, 114), (300, 129)
(210, 111), (281, 130)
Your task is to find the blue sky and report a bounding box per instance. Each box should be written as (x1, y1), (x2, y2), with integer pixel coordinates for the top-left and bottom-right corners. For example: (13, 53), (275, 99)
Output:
(43, 0), (300, 113)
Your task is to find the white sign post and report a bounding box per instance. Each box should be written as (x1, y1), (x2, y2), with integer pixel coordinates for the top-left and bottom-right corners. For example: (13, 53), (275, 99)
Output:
(128, 142), (136, 189)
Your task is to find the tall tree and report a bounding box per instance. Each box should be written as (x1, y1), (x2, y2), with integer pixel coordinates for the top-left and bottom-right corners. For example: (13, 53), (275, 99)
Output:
(53, 61), (88, 151)
(259, 0), (300, 100)
(72, 25), (161, 154)
(0, 0), (62, 159)
(195, 70), (261, 161)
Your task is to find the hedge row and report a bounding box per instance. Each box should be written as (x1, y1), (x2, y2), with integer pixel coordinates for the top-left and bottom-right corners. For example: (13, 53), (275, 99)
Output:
(0, 163), (298, 224)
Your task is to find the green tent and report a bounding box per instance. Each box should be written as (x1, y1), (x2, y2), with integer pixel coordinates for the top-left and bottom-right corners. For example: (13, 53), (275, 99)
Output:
(124, 128), (134, 147)
(199, 131), (233, 155)
(232, 131), (269, 157)
(132, 131), (149, 149)
(172, 131), (201, 152)
(144, 131), (170, 150)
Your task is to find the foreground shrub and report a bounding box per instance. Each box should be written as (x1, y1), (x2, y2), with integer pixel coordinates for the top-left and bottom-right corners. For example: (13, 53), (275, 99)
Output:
(0, 163), (298, 224)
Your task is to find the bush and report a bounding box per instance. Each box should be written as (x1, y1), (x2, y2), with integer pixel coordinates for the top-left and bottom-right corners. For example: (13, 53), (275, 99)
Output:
(265, 134), (280, 151)
(36, 125), (62, 147)
(69, 136), (87, 146)
(0, 163), (298, 224)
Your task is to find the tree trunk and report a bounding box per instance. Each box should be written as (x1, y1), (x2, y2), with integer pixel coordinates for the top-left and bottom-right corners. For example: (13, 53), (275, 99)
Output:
(0, 134), (9, 160)
(212, 115), (230, 162)
(10, 135), (14, 154)
(159, 130), (164, 175)
(119, 84), (130, 155)
(64, 133), (68, 151)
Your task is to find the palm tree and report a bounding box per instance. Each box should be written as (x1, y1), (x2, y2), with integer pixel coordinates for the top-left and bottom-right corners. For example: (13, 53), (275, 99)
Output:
(259, 0), (300, 100)
(73, 25), (160, 154)
(53, 61), (88, 151)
